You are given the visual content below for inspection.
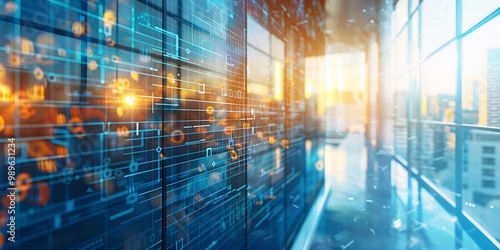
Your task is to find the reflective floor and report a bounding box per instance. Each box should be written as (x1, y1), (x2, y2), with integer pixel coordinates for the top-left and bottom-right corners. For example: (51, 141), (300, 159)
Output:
(305, 134), (482, 250)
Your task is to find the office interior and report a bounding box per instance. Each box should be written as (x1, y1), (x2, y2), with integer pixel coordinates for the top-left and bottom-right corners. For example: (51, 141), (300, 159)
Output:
(0, 0), (499, 249)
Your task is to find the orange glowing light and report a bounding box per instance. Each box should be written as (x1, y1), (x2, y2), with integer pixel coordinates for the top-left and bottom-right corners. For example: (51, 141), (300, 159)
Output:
(0, 63), (5, 81)
(273, 60), (283, 101)
(37, 159), (57, 173)
(280, 139), (289, 149)
(117, 126), (130, 137)
(103, 10), (117, 26)
(256, 131), (263, 139)
(116, 107), (124, 117)
(130, 70), (139, 81)
(0, 115), (4, 132)
(67, 117), (84, 134)
(88, 60), (98, 70)
(124, 95), (135, 106)
(305, 80), (312, 99)
(106, 37), (115, 47)
(5, 1), (17, 13)
(56, 114), (66, 124)
(8, 53), (21, 67)
(16, 173), (32, 201)
(18, 37), (34, 55)
(72, 22), (86, 37)
(230, 149), (238, 161)
(206, 106), (214, 115)
(170, 130), (184, 144)
(268, 136), (276, 145)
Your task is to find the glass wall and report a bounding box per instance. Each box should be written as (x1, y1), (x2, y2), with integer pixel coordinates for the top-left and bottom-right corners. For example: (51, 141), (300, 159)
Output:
(0, 0), (325, 249)
(392, 0), (500, 247)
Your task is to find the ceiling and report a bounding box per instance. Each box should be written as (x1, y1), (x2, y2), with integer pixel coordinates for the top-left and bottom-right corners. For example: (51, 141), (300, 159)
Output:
(324, 0), (378, 50)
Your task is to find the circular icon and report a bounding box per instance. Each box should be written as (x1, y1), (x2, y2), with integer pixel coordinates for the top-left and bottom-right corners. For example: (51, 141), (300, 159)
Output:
(106, 37), (115, 47)
(5, 1), (17, 14)
(47, 73), (57, 82)
(104, 157), (111, 165)
(88, 60), (97, 70)
(103, 10), (117, 26)
(223, 126), (234, 135)
(68, 117), (84, 134)
(86, 46), (93, 56)
(206, 106), (214, 115)
(170, 130), (184, 144)
(72, 22), (86, 37)
(8, 53), (21, 67)
(33, 67), (44, 80)
(103, 168), (113, 178)
(114, 170), (123, 177)
(57, 48), (67, 57)
(315, 160), (324, 171)
(17, 173), (32, 192)
(63, 175), (73, 185)
(129, 162), (139, 173)
(230, 150), (238, 161)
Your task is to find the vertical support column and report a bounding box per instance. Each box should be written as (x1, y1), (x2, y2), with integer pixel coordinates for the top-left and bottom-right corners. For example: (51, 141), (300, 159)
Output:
(79, 1), (88, 105)
(365, 1), (394, 246)
(376, 0), (394, 153)
(416, 0), (424, 226)
(365, 33), (378, 193)
(406, 0), (415, 244)
(366, 33), (379, 147)
(455, 0), (464, 248)
(161, 1), (167, 249)
(375, 0), (394, 196)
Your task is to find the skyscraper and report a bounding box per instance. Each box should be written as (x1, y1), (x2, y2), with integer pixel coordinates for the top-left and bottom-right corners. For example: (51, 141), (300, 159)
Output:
(487, 49), (500, 127)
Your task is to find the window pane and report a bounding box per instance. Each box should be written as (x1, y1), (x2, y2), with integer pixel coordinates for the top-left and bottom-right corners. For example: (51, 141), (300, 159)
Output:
(410, 0), (419, 13)
(482, 180), (496, 188)
(483, 146), (496, 154)
(394, 73), (409, 158)
(410, 12), (419, 68)
(482, 169), (495, 177)
(418, 123), (456, 199)
(421, 43), (457, 122)
(394, 27), (408, 78)
(462, 15), (500, 126)
(482, 157), (496, 165)
(421, 0), (456, 56)
(462, 0), (500, 32)
(463, 128), (500, 240)
(394, 0), (408, 33)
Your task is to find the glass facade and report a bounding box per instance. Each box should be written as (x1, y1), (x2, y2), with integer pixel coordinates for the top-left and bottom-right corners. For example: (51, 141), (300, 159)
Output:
(393, 0), (500, 247)
(0, 0), (325, 249)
